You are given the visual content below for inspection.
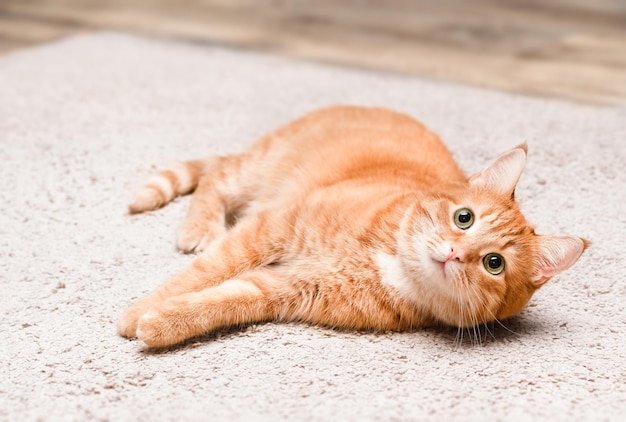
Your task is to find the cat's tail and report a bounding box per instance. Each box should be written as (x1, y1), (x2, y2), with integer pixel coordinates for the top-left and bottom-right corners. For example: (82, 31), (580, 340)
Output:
(128, 159), (209, 214)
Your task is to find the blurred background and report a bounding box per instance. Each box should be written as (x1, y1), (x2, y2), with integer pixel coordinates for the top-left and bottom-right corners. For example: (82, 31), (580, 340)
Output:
(0, 0), (624, 105)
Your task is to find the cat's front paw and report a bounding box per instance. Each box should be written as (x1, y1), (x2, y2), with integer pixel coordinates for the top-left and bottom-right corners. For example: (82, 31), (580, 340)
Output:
(117, 299), (155, 339)
(118, 310), (140, 339)
(136, 300), (191, 348)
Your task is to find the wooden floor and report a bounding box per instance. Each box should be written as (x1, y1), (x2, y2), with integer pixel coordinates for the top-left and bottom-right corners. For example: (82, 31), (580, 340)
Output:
(1, 0), (625, 106)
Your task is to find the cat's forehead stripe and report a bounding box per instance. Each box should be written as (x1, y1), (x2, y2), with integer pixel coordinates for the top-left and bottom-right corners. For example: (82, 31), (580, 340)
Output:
(478, 208), (496, 219)
(479, 210), (499, 224)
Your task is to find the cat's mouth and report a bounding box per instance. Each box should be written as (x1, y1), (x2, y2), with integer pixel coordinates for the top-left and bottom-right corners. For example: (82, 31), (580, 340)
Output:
(430, 256), (464, 285)
(434, 259), (446, 275)
(430, 258), (449, 279)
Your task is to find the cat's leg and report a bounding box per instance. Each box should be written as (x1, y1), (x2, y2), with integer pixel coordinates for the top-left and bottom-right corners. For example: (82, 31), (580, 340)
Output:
(135, 268), (286, 347)
(176, 173), (228, 253)
(176, 155), (247, 253)
(117, 212), (286, 339)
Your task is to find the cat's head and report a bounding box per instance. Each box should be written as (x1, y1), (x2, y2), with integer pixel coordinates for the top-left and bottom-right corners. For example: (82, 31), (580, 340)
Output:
(406, 144), (589, 328)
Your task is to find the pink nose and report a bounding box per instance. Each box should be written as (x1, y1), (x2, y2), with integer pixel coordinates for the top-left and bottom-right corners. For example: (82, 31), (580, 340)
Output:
(447, 244), (466, 263)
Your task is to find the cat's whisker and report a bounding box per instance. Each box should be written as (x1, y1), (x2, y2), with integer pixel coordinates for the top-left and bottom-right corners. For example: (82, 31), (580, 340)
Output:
(454, 280), (465, 349)
(462, 280), (486, 346)
(470, 285), (485, 345)
(469, 301), (482, 346)
(476, 288), (496, 345)
(466, 281), (519, 341)
(464, 280), (517, 338)
(489, 314), (520, 337)
(455, 326), (463, 349)
(451, 267), (473, 348)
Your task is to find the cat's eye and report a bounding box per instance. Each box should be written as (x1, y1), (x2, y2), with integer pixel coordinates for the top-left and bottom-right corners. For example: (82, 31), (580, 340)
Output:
(453, 208), (474, 230)
(483, 253), (505, 275)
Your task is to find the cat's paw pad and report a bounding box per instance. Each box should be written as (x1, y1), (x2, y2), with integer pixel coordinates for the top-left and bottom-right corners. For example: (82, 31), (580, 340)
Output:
(176, 221), (225, 253)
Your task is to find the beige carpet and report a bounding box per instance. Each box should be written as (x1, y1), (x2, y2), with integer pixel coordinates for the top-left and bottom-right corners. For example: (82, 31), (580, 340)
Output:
(1, 32), (624, 421)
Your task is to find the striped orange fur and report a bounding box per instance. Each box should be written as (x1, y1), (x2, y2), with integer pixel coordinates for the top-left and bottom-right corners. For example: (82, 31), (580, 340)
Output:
(118, 106), (589, 348)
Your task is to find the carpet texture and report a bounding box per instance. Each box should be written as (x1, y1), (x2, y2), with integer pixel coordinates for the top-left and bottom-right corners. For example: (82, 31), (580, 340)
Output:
(1, 33), (624, 421)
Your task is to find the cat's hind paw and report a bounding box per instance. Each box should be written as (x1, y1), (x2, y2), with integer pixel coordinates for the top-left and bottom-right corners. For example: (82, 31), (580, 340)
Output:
(176, 221), (225, 253)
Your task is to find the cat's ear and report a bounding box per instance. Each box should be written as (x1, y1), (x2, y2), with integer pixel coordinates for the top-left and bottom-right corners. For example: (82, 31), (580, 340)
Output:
(531, 235), (590, 287)
(469, 144), (527, 197)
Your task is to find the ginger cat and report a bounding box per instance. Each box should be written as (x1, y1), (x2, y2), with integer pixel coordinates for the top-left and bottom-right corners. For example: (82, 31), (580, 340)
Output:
(118, 106), (588, 348)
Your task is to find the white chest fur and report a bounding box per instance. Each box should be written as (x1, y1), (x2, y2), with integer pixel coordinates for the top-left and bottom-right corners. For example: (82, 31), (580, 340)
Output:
(374, 251), (421, 304)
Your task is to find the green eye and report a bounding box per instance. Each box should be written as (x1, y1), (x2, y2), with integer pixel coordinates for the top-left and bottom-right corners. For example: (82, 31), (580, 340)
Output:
(483, 253), (505, 275)
(454, 208), (474, 230)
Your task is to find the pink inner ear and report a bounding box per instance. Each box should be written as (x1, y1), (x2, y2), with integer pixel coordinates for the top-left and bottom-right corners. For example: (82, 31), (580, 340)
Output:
(532, 236), (586, 285)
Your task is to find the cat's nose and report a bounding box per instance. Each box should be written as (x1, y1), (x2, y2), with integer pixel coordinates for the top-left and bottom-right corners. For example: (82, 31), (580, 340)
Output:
(448, 244), (466, 263)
